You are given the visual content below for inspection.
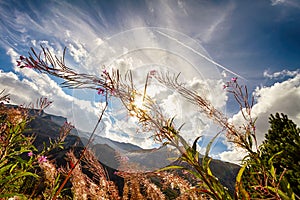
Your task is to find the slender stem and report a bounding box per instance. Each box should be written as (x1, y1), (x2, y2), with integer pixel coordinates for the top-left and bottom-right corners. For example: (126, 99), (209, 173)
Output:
(52, 97), (108, 200)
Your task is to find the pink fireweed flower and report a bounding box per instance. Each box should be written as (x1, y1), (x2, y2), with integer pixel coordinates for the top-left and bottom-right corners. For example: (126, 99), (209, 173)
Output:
(110, 88), (116, 95)
(28, 152), (33, 157)
(102, 69), (108, 75)
(120, 155), (129, 162)
(149, 70), (156, 77)
(19, 63), (33, 69)
(231, 77), (237, 82)
(38, 155), (47, 163)
(97, 88), (105, 95)
(149, 70), (157, 78)
(17, 60), (21, 66)
(24, 64), (33, 68)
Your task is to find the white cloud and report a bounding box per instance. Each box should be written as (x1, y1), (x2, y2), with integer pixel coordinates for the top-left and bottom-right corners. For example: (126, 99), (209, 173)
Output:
(0, 1), (236, 151)
(68, 42), (88, 63)
(263, 69), (300, 79)
(232, 73), (300, 144)
(0, 69), (101, 131)
(3, 48), (101, 132)
(221, 73), (300, 164)
(271, 0), (286, 6)
(4, 45), (228, 150)
(270, 0), (300, 8)
(219, 147), (247, 165)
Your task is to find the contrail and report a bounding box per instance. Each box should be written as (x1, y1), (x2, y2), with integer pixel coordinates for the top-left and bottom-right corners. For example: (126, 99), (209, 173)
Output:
(156, 30), (246, 80)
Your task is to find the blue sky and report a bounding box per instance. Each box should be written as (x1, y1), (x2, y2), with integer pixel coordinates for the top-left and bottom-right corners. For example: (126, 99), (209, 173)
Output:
(0, 0), (299, 164)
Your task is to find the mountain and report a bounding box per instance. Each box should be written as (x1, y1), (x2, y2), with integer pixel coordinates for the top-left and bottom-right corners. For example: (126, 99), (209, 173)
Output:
(24, 109), (240, 195)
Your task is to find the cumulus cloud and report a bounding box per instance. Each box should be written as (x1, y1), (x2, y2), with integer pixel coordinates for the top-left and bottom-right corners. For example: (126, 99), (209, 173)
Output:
(221, 72), (300, 164)
(3, 48), (101, 133)
(3, 40), (228, 150)
(263, 69), (300, 79)
(0, 0), (240, 152)
(232, 73), (300, 143)
(219, 147), (247, 165)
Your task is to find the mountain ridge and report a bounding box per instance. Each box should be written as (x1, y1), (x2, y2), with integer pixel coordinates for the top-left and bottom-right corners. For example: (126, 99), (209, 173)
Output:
(23, 108), (240, 195)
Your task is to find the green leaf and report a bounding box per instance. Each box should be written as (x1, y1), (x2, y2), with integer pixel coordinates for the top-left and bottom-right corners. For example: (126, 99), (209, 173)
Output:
(206, 158), (213, 176)
(248, 134), (253, 149)
(0, 193), (25, 198)
(266, 186), (294, 200)
(202, 132), (221, 170)
(204, 132), (221, 160)
(0, 163), (13, 175)
(9, 162), (19, 173)
(268, 150), (283, 166)
(235, 163), (250, 199)
(270, 165), (276, 179)
(192, 136), (201, 154)
(157, 165), (185, 172)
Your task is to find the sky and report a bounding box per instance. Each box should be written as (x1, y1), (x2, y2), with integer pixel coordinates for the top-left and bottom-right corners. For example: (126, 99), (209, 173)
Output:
(0, 0), (299, 165)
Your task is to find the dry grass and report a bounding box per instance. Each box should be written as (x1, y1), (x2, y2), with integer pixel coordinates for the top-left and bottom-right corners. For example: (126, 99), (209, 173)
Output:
(66, 150), (120, 200)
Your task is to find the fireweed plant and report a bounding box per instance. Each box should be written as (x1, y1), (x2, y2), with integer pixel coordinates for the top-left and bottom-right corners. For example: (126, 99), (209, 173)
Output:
(0, 92), (72, 199)
(16, 46), (298, 199)
(0, 92), (120, 199)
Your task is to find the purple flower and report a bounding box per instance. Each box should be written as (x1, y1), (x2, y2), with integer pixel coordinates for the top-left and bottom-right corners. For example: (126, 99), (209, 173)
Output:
(27, 152), (33, 157)
(19, 63), (33, 69)
(149, 70), (156, 77)
(102, 69), (108, 75)
(24, 64), (33, 68)
(231, 77), (237, 82)
(97, 88), (105, 95)
(17, 61), (21, 66)
(120, 155), (129, 162)
(110, 88), (116, 95)
(38, 155), (47, 163)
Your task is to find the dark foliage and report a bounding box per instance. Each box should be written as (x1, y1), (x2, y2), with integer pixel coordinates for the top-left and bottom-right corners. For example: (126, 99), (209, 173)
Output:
(262, 113), (300, 195)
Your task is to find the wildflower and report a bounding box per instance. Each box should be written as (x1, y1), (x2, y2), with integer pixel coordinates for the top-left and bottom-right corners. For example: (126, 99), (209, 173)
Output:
(110, 88), (116, 95)
(69, 160), (75, 168)
(149, 70), (156, 77)
(97, 88), (105, 95)
(102, 69), (108, 75)
(120, 155), (129, 162)
(38, 155), (47, 163)
(23, 63), (33, 69)
(19, 63), (33, 69)
(231, 77), (237, 82)
(28, 152), (33, 157)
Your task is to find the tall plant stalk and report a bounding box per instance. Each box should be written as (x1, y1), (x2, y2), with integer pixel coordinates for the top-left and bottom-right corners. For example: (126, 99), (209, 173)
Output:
(18, 46), (297, 199)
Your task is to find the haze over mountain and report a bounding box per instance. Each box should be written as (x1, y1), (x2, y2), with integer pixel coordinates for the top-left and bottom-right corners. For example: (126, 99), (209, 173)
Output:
(23, 108), (240, 194)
